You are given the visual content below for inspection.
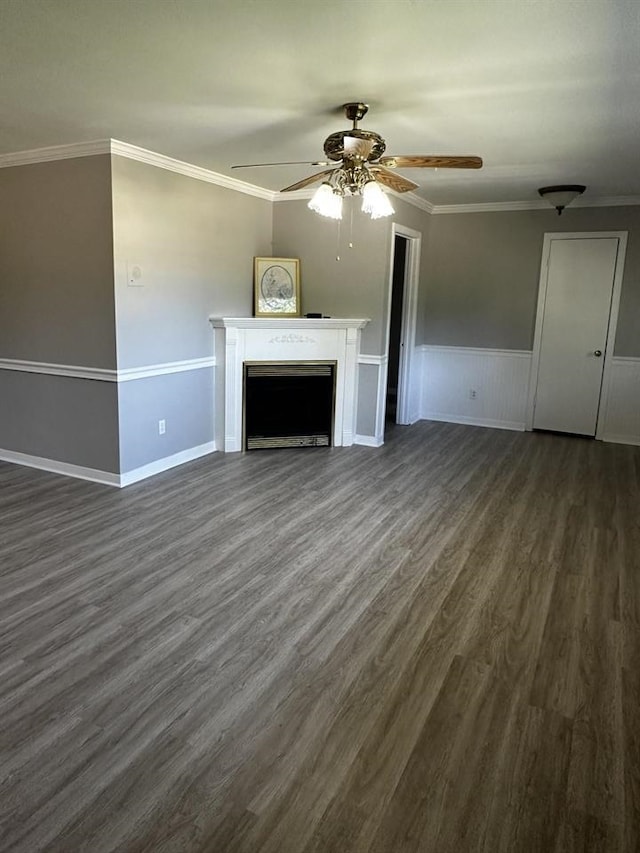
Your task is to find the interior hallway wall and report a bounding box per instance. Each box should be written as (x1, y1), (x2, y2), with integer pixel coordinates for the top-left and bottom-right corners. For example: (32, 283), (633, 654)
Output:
(111, 155), (273, 472)
(0, 155), (120, 472)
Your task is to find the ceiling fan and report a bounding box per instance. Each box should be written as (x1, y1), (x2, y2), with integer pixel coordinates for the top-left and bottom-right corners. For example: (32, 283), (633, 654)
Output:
(232, 102), (482, 218)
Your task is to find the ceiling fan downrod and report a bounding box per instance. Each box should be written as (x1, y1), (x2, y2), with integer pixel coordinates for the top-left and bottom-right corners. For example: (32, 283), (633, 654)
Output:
(343, 102), (369, 129)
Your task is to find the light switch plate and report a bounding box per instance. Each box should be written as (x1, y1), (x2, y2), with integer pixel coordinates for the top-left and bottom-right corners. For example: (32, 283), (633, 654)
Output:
(127, 263), (144, 287)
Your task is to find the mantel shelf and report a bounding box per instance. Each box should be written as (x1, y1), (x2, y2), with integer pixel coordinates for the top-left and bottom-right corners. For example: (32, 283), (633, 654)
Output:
(209, 317), (369, 330)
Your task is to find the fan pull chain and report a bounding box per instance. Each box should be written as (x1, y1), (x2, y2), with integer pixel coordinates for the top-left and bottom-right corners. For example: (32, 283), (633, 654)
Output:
(335, 216), (341, 261)
(349, 198), (354, 249)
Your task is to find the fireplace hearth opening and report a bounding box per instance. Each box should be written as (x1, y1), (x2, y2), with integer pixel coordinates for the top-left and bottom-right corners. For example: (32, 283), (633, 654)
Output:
(244, 361), (336, 450)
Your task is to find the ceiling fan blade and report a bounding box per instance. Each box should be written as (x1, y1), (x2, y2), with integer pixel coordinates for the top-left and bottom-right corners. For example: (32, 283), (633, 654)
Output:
(232, 160), (330, 169)
(280, 169), (336, 193)
(343, 136), (375, 161)
(369, 166), (419, 194)
(378, 155), (483, 169)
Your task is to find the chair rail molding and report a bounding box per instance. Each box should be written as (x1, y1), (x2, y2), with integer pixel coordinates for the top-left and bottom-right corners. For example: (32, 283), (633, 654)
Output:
(0, 356), (215, 382)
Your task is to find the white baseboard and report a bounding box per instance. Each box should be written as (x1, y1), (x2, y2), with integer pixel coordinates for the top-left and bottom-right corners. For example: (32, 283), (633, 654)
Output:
(119, 442), (217, 486)
(598, 433), (640, 448)
(0, 442), (217, 488)
(0, 449), (121, 486)
(423, 412), (526, 432)
(354, 434), (384, 447)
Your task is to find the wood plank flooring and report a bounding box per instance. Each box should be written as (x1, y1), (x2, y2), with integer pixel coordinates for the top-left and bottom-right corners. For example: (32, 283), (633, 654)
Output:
(1, 421), (639, 852)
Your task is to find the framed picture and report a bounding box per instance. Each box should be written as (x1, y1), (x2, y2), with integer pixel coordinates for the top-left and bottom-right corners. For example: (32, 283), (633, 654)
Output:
(254, 257), (301, 317)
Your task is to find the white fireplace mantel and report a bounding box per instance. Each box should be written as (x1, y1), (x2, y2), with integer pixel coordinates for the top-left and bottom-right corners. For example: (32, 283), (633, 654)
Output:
(210, 317), (369, 452)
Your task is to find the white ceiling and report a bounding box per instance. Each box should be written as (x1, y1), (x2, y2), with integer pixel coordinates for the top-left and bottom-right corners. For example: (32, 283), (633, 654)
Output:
(2, 0), (639, 206)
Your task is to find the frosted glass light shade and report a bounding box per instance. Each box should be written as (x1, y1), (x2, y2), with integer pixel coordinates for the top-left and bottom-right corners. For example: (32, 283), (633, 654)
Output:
(538, 185), (586, 215)
(308, 183), (343, 219)
(361, 180), (394, 219)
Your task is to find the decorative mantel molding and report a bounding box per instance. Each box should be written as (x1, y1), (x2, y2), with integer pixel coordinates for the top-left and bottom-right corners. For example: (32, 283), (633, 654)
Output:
(209, 317), (369, 452)
(210, 317), (368, 330)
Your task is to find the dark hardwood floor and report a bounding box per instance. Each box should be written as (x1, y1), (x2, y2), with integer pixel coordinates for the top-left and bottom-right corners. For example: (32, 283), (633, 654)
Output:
(1, 421), (639, 852)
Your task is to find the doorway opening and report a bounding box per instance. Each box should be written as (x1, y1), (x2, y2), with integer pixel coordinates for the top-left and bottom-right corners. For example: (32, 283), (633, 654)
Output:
(386, 235), (408, 423)
(382, 224), (421, 438)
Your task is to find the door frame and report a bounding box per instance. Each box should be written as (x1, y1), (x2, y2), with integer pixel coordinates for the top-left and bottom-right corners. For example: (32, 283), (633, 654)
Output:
(525, 231), (628, 436)
(383, 222), (422, 426)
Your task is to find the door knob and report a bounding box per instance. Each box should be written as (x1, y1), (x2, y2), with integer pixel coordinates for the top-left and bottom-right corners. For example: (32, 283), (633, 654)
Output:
(594, 349), (602, 357)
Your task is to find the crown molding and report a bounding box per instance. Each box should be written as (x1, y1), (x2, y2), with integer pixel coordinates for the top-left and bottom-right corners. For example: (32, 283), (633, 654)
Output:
(2, 139), (639, 213)
(431, 197), (640, 214)
(271, 188), (312, 202)
(0, 138), (275, 201)
(0, 140), (111, 168)
(402, 192), (435, 214)
(109, 140), (275, 201)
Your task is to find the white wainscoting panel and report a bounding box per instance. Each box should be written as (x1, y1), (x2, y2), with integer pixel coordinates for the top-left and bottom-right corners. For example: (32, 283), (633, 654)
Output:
(419, 345), (533, 431)
(599, 357), (640, 446)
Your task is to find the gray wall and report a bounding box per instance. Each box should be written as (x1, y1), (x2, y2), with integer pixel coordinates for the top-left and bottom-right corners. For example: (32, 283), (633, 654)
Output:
(111, 156), (273, 367)
(0, 153), (273, 476)
(272, 195), (431, 437)
(117, 371), (213, 472)
(356, 362), (379, 437)
(273, 196), (431, 355)
(272, 198), (391, 354)
(111, 155), (273, 469)
(420, 206), (640, 356)
(0, 371), (120, 472)
(0, 156), (117, 366)
(0, 156), (120, 472)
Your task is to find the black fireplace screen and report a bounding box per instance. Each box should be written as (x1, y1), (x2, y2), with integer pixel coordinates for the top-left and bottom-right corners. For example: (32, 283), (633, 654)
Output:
(243, 361), (336, 450)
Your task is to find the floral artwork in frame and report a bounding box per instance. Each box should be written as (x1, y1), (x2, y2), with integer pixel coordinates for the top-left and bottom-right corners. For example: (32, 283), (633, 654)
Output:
(254, 257), (301, 317)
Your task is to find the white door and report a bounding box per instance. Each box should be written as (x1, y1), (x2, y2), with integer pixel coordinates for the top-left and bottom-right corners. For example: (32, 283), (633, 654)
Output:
(532, 236), (621, 435)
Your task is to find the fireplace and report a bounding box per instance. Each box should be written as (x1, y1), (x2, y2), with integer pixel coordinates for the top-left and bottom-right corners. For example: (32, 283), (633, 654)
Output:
(210, 317), (368, 452)
(244, 361), (336, 450)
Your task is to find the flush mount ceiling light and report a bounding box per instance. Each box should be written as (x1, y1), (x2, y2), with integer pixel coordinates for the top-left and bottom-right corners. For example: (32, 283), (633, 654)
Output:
(233, 102), (483, 221)
(538, 184), (586, 215)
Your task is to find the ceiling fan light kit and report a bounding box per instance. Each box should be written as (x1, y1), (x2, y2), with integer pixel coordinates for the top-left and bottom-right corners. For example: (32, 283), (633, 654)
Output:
(307, 170), (396, 221)
(361, 179), (395, 219)
(234, 102), (483, 221)
(308, 182), (344, 220)
(538, 184), (586, 215)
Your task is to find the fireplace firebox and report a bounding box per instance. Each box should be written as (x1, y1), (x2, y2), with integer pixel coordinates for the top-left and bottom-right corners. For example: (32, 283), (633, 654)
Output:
(243, 361), (336, 450)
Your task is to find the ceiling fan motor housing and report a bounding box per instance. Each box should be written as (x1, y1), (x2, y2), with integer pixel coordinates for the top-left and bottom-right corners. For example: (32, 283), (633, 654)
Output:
(323, 129), (386, 162)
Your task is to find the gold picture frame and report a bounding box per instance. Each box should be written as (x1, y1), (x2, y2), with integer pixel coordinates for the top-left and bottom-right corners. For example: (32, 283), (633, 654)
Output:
(254, 257), (301, 317)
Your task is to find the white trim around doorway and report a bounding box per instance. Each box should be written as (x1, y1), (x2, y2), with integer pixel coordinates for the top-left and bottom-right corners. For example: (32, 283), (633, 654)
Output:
(525, 231), (628, 437)
(384, 223), (422, 429)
